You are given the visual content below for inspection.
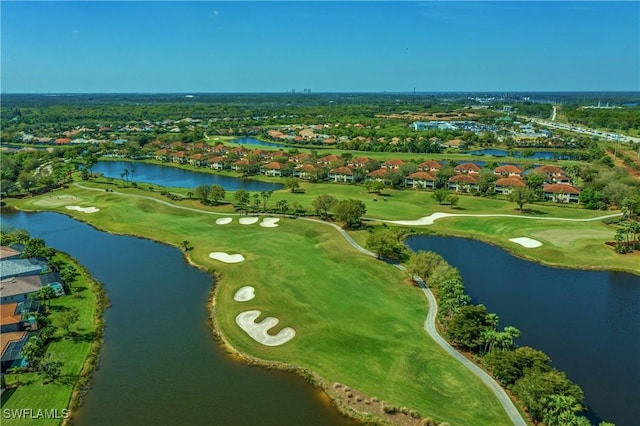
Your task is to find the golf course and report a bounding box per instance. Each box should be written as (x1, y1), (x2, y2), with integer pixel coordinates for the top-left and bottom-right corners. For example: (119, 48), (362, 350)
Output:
(4, 172), (637, 425)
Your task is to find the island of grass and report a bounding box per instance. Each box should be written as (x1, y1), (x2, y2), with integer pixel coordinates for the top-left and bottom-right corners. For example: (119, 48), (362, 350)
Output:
(1, 251), (107, 426)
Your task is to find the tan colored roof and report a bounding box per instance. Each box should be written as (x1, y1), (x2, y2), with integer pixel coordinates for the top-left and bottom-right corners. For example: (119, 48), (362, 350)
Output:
(0, 246), (21, 260)
(0, 302), (20, 326)
(1, 331), (26, 355)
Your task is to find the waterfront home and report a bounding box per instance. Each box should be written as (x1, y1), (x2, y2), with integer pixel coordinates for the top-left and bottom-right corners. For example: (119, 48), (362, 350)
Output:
(0, 246), (22, 261)
(293, 164), (318, 180)
(0, 300), (41, 333)
(171, 151), (187, 164)
(0, 258), (47, 280)
(0, 273), (63, 304)
(188, 153), (208, 167)
(494, 177), (526, 194)
(543, 184), (581, 203)
(208, 156), (226, 171)
(494, 165), (523, 178)
(0, 331), (36, 372)
(262, 162), (285, 177)
(154, 149), (170, 161)
(405, 171), (436, 189)
(454, 163), (481, 175)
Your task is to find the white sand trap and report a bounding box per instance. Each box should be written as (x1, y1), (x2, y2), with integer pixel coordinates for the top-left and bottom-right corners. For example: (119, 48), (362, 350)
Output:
(239, 217), (259, 225)
(216, 217), (233, 225)
(235, 310), (296, 346)
(234, 286), (255, 302)
(509, 237), (542, 248)
(65, 205), (100, 213)
(260, 218), (280, 228)
(209, 252), (245, 263)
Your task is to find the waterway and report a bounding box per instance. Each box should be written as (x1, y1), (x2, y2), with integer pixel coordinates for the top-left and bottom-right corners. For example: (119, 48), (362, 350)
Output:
(92, 160), (283, 191)
(1, 209), (353, 426)
(405, 235), (639, 426)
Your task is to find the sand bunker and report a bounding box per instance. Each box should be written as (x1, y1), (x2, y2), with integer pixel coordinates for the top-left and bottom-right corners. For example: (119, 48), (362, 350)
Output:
(209, 252), (245, 263)
(260, 218), (280, 228)
(215, 217), (233, 225)
(239, 217), (259, 225)
(509, 237), (542, 248)
(234, 286), (255, 302)
(65, 205), (100, 213)
(235, 310), (296, 346)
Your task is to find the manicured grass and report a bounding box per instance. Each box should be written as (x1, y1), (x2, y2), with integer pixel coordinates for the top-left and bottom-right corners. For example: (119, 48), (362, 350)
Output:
(10, 187), (513, 425)
(1, 254), (102, 426)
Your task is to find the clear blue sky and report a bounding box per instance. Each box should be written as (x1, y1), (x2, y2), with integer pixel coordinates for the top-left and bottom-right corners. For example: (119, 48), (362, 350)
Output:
(2, 1), (638, 93)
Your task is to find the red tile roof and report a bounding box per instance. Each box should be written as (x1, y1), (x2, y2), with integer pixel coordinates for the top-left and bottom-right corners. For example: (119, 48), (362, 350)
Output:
(407, 171), (435, 181)
(330, 166), (354, 175)
(494, 165), (523, 175)
(450, 174), (478, 184)
(495, 177), (526, 187)
(543, 184), (581, 194)
(454, 163), (482, 173)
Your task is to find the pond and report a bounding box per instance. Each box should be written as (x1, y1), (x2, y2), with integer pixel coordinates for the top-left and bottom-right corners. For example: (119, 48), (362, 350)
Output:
(232, 137), (290, 148)
(467, 148), (577, 160)
(405, 235), (640, 426)
(92, 161), (283, 192)
(1, 209), (353, 426)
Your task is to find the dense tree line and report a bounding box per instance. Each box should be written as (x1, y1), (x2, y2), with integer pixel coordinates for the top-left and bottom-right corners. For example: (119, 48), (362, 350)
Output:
(563, 106), (640, 131)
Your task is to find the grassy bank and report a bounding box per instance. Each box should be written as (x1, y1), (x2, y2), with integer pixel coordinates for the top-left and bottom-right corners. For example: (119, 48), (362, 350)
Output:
(1, 253), (107, 426)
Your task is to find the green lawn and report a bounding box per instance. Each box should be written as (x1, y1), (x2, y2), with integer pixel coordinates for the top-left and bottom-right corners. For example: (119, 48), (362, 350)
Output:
(1, 254), (103, 426)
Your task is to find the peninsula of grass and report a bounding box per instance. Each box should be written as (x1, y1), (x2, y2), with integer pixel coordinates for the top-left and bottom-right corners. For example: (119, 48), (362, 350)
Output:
(1, 253), (107, 426)
(9, 186), (513, 425)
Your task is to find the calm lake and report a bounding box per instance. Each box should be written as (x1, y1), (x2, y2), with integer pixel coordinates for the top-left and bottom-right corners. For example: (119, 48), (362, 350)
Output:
(92, 161), (283, 191)
(1, 209), (353, 426)
(467, 148), (577, 160)
(405, 235), (640, 426)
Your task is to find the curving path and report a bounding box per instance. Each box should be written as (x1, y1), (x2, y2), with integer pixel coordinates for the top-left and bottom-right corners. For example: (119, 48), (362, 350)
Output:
(72, 182), (615, 424)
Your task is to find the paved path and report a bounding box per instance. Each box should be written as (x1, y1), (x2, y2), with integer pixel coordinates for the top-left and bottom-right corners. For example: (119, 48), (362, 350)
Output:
(72, 182), (557, 424)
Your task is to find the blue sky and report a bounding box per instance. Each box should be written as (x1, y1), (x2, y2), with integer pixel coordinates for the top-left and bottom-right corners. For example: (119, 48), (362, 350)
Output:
(2, 1), (638, 93)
